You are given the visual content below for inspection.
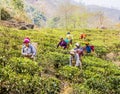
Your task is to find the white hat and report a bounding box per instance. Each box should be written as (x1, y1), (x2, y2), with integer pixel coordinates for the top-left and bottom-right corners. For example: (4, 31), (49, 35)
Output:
(75, 43), (80, 47)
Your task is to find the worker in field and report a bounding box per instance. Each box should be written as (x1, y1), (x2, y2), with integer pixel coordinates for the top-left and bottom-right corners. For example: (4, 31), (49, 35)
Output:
(57, 37), (68, 49)
(66, 32), (73, 45)
(21, 37), (36, 60)
(57, 32), (73, 49)
(80, 33), (86, 40)
(83, 42), (94, 54)
(65, 32), (73, 49)
(69, 43), (83, 68)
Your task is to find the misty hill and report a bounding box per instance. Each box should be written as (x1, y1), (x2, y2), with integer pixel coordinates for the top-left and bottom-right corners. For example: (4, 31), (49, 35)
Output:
(87, 5), (120, 23)
(26, 0), (120, 25)
(1, 0), (120, 28)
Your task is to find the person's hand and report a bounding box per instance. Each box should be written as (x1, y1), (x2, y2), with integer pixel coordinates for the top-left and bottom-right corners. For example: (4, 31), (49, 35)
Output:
(24, 53), (28, 56)
(31, 55), (34, 58)
(27, 53), (32, 56)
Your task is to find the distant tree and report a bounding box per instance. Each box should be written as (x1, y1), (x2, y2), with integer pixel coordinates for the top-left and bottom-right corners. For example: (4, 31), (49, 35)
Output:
(88, 11), (113, 28)
(12, 0), (24, 11)
(48, 17), (60, 28)
(0, 0), (29, 22)
(54, 0), (88, 29)
(1, 8), (11, 20)
(33, 11), (46, 27)
(98, 11), (104, 27)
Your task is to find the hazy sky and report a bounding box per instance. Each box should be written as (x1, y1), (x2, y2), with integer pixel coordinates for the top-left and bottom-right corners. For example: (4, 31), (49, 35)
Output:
(74, 0), (120, 10)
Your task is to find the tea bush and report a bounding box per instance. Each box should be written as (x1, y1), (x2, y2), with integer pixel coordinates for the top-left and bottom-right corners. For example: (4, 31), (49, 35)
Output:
(41, 77), (61, 94)
(85, 75), (111, 94)
(1, 63), (60, 94)
(107, 76), (120, 93)
(80, 56), (120, 94)
(73, 84), (101, 94)
(1, 71), (60, 94)
(9, 57), (42, 75)
(45, 52), (69, 68)
(58, 66), (82, 82)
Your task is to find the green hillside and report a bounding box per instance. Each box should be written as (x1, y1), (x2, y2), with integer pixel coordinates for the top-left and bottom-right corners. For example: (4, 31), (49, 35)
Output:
(0, 26), (120, 94)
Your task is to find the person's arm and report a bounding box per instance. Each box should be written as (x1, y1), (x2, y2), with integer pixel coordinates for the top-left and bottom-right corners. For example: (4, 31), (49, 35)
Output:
(21, 46), (27, 56)
(80, 34), (83, 39)
(57, 41), (61, 48)
(71, 35), (73, 40)
(70, 35), (73, 45)
(63, 45), (67, 49)
(91, 46), (94, 52)
(69, 55), (72, 66)
(81, 50), (84, 56)
(31, 46), (36, 56)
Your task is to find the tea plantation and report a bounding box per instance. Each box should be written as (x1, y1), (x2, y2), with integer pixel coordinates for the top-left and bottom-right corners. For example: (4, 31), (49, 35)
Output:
(0, 26), (120, 94)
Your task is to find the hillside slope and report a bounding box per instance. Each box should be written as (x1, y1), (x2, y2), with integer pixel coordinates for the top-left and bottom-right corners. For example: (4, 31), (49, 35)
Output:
(0, 27), (120, 94)
(87, 5), (120, 23)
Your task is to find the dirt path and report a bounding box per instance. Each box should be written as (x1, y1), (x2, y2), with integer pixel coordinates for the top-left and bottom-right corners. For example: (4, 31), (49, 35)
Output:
(60, 87), (73, 94)
(106, 52), (120, 67)
(113, 61), (120, 67)
(60, 81), (73, 94)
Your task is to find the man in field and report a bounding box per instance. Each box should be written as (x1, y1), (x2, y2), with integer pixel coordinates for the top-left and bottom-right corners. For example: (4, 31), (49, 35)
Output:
(69, 43), (83, 68)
